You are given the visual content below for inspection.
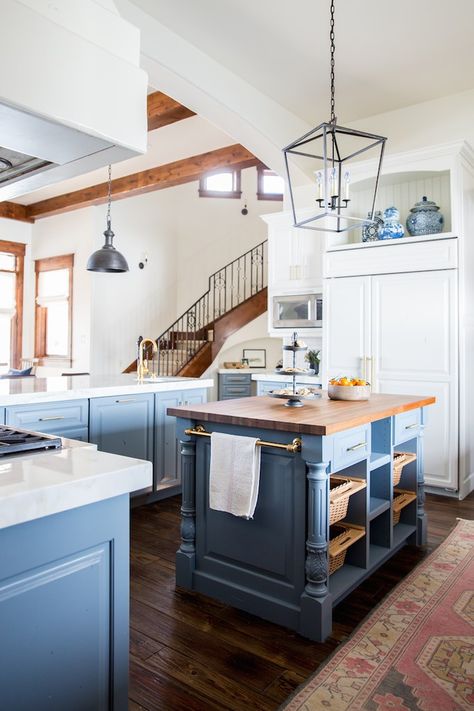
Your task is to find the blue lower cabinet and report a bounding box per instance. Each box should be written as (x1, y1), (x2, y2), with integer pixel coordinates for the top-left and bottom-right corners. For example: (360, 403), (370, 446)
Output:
(154, 389), (206, 495)
(0, 495), (130, 711)
(89, 394), (154, 496)
(0, 407), (5, 425)
(5, 399), (89, 438)
(218, 373), (252, 400)
(61, 426), (89, 442)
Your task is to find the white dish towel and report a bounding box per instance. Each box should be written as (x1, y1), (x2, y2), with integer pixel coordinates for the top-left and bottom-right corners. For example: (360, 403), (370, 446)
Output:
(209, 431), (261, 518)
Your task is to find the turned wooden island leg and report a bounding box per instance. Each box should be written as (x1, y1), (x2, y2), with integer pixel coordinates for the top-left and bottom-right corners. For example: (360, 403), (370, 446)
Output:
(176, 439), (197, 587)
(299, 460), (332, 642)
(417, 418), (428, 545)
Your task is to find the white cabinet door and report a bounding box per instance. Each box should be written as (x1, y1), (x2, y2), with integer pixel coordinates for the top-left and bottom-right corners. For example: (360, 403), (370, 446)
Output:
(325, 276), (371, 381)
(268, 223), (323, 293)
(372, 270), (458, 489)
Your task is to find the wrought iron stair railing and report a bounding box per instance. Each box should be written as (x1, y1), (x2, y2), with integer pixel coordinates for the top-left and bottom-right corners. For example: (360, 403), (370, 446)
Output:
(153, 240), (267, 376)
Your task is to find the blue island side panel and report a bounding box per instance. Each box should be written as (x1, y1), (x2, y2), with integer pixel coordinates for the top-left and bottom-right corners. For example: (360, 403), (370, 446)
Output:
(0, 494), (130, 711)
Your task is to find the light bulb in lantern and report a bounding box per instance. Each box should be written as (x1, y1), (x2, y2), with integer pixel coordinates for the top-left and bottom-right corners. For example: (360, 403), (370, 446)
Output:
(315, 171), (323, 200)
(344, 170), (351, 200)
(330, 167), (337, 197)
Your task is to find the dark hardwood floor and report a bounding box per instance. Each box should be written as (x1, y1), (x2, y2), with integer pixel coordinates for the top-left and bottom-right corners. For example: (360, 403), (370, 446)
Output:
(129, 492), (473, 711)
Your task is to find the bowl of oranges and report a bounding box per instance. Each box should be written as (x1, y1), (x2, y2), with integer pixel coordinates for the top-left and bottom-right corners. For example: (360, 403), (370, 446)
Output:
(328, 377), (371, 401)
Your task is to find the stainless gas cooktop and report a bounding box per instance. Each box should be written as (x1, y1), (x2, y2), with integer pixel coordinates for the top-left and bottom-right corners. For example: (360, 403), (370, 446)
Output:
(0, 426), (62, 457)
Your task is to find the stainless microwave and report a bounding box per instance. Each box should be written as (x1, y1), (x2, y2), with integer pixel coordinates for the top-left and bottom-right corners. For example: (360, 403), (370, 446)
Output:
(272, 293), (323, 329)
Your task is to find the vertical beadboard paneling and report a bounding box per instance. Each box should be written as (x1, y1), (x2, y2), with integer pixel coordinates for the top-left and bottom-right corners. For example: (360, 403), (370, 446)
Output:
(341, 171), (451, 245)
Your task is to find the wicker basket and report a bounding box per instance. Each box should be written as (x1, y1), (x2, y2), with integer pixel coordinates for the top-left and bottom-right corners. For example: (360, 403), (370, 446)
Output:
(328, 522), (365, 575)
(329, 476), (367, 526)
(393, 451), (417, 487)
(392, 489), (417, 525)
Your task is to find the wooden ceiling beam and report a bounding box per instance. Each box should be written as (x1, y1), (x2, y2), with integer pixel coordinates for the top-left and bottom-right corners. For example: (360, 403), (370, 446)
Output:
(25, 144), (260, 220)
(147, 91), (195, 131)
(0, 202), (34, 223)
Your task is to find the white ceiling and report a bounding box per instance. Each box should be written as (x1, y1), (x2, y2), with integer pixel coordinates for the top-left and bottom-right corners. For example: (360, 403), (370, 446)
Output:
(14, 0), (474, 204)
(132, 0), (474, 124)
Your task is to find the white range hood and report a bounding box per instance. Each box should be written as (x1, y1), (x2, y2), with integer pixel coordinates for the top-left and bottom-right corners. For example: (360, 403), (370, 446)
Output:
(0, 0), (148, 200)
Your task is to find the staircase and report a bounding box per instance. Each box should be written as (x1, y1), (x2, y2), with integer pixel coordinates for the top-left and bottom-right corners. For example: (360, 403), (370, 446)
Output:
(124, 240), (268, 377)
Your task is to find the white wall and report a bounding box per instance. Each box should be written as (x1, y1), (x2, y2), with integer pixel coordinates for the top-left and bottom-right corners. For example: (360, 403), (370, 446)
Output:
(89, 189), (178, 375)
(350, 88), (474, 157)
(174, 167), (279, 312)
(88, 167), (281, 373)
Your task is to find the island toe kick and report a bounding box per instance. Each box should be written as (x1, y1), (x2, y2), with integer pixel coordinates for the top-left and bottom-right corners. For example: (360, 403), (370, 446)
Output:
(170, 393), (434, 642)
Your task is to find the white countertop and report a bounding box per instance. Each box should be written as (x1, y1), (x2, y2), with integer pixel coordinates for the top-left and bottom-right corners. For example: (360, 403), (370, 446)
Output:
(0, 438), (152, 530)
(251, 372), (322, 385)
(0, 374), (213, 406)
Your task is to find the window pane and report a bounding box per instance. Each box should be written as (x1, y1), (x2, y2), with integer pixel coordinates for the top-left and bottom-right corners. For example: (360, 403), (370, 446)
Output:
(0, 272), (15, 310)
(38, 268), (69, 299)
(46, 301), (69, 355)
(0, 314), (11, 371)
(0, 253), (15, 271)
(205, 172), (233, 192)
(262, 172), (285, 194)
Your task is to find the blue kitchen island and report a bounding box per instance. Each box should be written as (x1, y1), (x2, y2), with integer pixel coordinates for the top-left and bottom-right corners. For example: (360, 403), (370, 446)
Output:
(0, 437), (151, 711)
(168, 391), (435, 641)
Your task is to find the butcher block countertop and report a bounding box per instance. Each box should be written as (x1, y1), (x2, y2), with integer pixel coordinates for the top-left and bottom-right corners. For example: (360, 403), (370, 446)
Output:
(168, 392), (436, 436)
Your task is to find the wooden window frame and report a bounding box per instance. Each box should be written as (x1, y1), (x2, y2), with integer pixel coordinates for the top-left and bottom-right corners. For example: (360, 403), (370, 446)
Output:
(0, 239), (25, 370)
(198, 168), (242, 199)
(257, 166), (284, 201)
(34, 254), (74, 365)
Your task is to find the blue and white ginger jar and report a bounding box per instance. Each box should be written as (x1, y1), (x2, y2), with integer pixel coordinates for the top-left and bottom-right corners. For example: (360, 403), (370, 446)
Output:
(406, 196), (444, 236)
(361, 210), (384, 242)
(378, 206), (404, 240)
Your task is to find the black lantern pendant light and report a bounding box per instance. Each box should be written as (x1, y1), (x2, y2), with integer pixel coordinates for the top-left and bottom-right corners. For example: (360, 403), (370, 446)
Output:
(87, 164), (129, 272)
(283, 0), (387, 233)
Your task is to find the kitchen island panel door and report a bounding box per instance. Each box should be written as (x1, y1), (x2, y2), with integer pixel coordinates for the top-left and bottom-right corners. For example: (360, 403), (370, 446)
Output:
(0, 495), (129, 711)
(0, 407), (4, 424)
(0, 544), (110, 711)
(155, 390), (181, 489)
(89, 394), (154, 462)
(155, 388), (207, 490)
(195, 440), (306, 605)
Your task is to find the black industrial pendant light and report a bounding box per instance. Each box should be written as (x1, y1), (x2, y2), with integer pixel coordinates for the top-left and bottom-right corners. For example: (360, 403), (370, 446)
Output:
(283, 0), (387, 233)
(87, 164), (129, 272)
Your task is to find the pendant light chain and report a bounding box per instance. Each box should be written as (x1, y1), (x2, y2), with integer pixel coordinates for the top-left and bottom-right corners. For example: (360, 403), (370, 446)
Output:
(329, 0), (336, 124)
(106, 163), (112, 227)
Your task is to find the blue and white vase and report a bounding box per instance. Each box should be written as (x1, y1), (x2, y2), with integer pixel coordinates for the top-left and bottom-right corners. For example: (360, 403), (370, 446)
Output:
(361, 210), (384, 242)
(378, 206), (404, 240)
(406, 196), (444, 236)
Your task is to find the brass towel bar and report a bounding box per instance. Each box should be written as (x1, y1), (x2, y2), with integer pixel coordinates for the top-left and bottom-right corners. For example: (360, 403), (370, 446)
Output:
(184, 425), (302, 453)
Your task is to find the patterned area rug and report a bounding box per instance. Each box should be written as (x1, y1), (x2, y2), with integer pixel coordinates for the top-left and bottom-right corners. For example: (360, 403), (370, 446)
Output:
(282, 518), (474, 711)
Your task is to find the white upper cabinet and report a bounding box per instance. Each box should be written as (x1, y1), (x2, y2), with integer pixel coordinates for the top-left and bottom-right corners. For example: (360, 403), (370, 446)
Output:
(261, 211), (324, 294)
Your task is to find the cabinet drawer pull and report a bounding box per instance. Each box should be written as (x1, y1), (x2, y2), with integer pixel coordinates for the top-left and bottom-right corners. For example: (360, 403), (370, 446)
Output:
(38, 415), (65, 422)
(346, 441), (367, 452)
(405, 423), (418, 430)
(115, 399), (139, 404)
